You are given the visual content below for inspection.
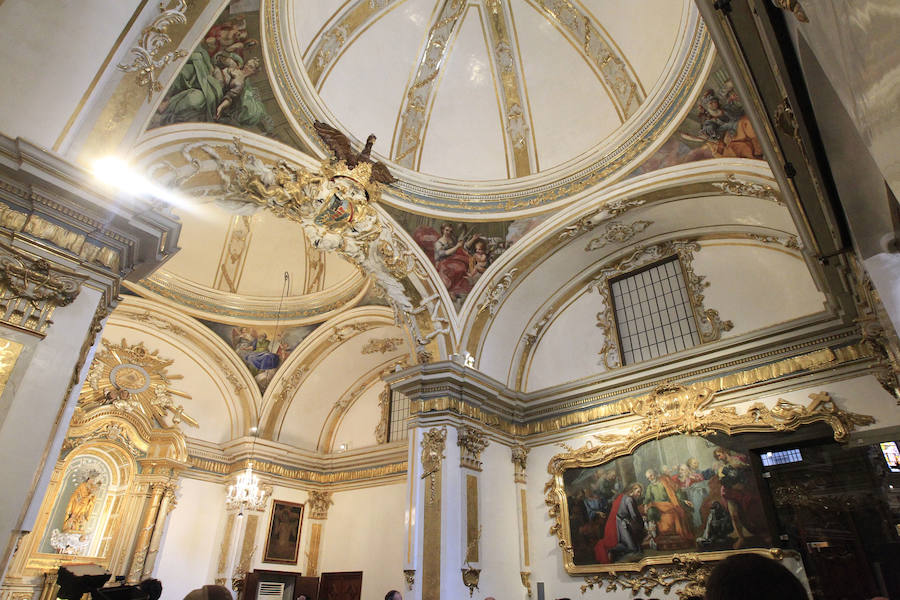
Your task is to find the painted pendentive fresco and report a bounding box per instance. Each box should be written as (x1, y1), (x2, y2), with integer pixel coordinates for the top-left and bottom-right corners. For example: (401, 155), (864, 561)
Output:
(150, 0), (307, 150)
(563, 435), (770, 566)
(629, 60), (763, 178)
(202, 321), (318, 392)
(384, 207), (544, 309)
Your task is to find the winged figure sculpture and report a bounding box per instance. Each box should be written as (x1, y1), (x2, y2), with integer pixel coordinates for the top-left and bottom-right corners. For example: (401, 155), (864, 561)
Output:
(313, 120), (397, 185)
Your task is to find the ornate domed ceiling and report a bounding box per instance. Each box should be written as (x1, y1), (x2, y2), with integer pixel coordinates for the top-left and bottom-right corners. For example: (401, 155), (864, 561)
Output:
(264, 0), (710, 214)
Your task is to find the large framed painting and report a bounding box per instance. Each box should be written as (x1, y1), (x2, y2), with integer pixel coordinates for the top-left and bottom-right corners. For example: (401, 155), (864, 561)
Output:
(263, 501), (304, 564)
(545, 383), (874, 575)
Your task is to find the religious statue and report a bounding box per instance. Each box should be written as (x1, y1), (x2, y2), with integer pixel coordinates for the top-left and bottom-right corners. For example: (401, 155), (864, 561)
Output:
(62, 474), (101, 533)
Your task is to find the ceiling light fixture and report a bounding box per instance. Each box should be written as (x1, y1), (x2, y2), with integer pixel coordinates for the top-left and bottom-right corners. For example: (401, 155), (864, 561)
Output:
(226, 427), (266, 517)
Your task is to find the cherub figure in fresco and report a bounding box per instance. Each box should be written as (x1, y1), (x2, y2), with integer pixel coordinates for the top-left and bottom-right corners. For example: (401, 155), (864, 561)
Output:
(467, 238), (490, 284)
(204, 15), (257, 59)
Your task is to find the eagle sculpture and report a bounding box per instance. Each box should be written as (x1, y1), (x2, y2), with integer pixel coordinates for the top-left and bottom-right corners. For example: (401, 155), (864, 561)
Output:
(313, 120), (397, 185)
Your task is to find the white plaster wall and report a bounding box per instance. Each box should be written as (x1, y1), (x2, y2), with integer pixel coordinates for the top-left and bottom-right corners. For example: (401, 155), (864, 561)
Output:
(522, 374), (896, 599)
(156, 478), (228, 600)
(694, 242), (827, 337)
(0, 0), (143, 149)
(318, 484), (406, 599)
(332, 382), (382, 452)
(0, 286), (102, 567)
(475, 443), (522, 599)
(526, 291), (607, 392)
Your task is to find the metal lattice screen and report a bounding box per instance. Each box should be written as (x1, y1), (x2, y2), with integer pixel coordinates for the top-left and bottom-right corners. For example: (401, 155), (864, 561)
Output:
(610, 257), (701, 365)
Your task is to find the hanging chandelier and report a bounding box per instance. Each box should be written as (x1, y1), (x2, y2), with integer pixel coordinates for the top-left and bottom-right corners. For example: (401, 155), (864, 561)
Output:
(226, 461), (267, 514)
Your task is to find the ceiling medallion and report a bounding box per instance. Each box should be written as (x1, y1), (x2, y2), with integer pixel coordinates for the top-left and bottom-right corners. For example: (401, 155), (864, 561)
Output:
(82, 338), (197, 429)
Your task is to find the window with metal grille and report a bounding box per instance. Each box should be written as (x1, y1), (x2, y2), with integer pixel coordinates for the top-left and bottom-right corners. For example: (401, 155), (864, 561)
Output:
(388, 390), (410, 442)
(610, 256), (701, 365)
(761, 448), (803, 466)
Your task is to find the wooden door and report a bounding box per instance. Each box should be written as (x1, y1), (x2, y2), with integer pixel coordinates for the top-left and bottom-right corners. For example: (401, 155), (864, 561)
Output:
(318, 572), (362, 600)
(295, 576), (319, 600)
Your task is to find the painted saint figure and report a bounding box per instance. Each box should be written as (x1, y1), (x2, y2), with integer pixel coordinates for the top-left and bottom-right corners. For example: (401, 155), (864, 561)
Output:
(594, 482), (645, 563)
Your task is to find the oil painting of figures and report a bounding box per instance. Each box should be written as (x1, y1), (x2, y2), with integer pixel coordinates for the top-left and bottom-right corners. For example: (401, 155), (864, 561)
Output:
(629, 61), (764, 178)
(149, 1), (305, 149)
(563, 435), (770, 566)
(202, 321), (317, 392)
(384, 207), (544, 310)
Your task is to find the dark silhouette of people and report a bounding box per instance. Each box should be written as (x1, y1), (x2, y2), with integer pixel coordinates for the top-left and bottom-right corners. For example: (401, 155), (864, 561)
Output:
(704, 554), (808, 600)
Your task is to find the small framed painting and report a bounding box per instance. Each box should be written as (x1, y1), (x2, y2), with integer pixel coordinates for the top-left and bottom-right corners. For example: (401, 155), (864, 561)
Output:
(263, 500), (304, 564)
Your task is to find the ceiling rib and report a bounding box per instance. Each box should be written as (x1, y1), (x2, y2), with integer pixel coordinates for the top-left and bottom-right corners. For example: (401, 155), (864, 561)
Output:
(305, 0), (406, 89)
(526, 0), (645, 121)
(481, 0), (538, 177)
(390, 0), (468, 168)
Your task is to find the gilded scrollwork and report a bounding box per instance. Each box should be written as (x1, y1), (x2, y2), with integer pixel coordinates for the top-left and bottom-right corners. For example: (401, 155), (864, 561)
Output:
(580, 554), (712, 599)
(476, 268), (518, 316)
(712, 174), (780, 204)
(584, 220), (653, 252)
(307, 490), (335, 520)
(0, 243), (86, 335)
(544, 383), (873, 574)
(195, 138), (445, 361)
(511, 443), (529, 484)
(588, 240), (733, 369)
(457, 425), (489, 471)
(362, 337), (405, 354)
(420, 427), (447, 503)
(117, 0), (189, 102)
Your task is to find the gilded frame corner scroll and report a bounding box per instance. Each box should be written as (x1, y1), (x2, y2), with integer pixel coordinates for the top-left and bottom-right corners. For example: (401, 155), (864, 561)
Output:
(544, 383), (873, 576)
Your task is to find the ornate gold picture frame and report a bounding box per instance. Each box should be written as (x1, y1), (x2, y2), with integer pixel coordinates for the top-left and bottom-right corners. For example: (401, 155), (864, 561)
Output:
(544, 383), (873, 576)
(263, 500), (304, 564)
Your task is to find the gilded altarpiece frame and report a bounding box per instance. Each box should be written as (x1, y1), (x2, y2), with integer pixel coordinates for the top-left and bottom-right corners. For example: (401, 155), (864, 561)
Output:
(544, 383), (873, 582)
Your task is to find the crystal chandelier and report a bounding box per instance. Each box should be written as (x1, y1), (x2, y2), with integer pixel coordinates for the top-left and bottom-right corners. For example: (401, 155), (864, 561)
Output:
(226, 461), (267, 515)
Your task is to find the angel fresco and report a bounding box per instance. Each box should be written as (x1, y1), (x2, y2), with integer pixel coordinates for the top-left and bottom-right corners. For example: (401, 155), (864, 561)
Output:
(152, 14), (272, 132)
(627, 67), (764, 177)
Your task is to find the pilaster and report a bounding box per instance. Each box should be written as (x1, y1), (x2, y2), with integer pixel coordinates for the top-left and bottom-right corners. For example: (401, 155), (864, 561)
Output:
(0, 135), (180, 580)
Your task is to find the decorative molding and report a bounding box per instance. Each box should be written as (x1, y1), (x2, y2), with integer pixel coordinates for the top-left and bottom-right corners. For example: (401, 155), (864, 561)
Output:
(511, 443), (529, 484)
(420, 427), (447, 504)
(403, 568), (415, 590)
(584, 220), (653, 252)
(544, 383), (873, 574)
(581, 554), (713, 599)
(362, 337), (405, 354)
(457, 425), (489, 471)
(528, 0), (644, 119)
(712, 174), (781, 204)
(391, 0), (468, 167)
(375, 385), (391, 444)
(748, 233), (800, 250)
(520, 571), (532, 597)
(117, 0), (189, 102)
(477, 268), (518, 316)
(328, 322), (377, 344)
(81, 338), (197, 429)
(307, 490), (334, 520)
(771, 0), (809, 23)
(0, 243), (86, 335)
(588, 240), (733, 369)
(483, 0), (535, 175)
(560, 198), (646, 240)
(61, 421), (143, 458)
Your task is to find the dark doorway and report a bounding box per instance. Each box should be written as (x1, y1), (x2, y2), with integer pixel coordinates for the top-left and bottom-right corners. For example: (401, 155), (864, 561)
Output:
(758, 440), (900, 600)
(318, 571), (362, 600)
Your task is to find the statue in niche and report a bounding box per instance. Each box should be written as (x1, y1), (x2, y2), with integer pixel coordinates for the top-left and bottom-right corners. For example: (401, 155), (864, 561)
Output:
(62, 472), (102, 533)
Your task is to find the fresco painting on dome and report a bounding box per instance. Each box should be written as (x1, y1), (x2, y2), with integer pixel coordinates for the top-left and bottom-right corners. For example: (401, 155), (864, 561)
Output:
(150, 0), (307, 150)
(384, 207), (545, 309)
(201, 320), (318, 392)
(628, 60), (763, 178)
(563, 435), (770, 567)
